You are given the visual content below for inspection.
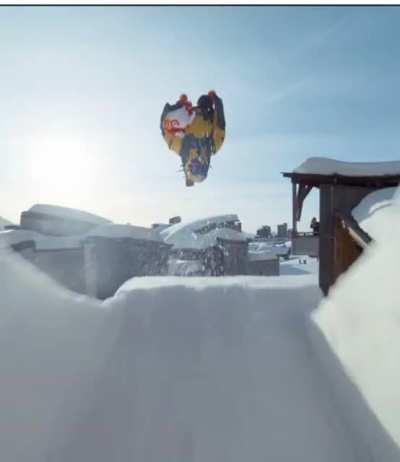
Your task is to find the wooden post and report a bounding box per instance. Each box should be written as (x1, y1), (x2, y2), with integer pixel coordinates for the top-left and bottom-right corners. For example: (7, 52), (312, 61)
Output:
(292, 181), (297, 235)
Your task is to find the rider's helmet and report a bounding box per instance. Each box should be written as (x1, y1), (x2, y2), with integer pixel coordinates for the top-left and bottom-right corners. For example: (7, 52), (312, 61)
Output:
(196, 94), (214, 122)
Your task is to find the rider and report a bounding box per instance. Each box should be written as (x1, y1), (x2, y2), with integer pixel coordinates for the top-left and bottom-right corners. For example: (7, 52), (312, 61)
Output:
(160, 91), (226, 186)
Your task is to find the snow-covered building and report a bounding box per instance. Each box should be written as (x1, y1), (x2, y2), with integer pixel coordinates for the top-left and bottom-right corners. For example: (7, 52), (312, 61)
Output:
(283, 157), (400, 295)
(20, 204), (112, 236)
(1, 204), (170, 298)
(161, 215), (252, 276)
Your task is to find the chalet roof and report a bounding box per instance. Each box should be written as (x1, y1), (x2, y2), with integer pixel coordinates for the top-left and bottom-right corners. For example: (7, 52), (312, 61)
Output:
(283, 157), (400, 187)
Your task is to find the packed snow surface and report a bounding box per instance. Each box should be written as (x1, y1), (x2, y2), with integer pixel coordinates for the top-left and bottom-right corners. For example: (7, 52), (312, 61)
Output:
(314, 187), (400, 447)
(294, 157), (400, 177)
(0, 249), (399, 461)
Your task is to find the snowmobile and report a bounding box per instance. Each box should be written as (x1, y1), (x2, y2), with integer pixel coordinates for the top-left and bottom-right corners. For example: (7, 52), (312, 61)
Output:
(160, 92), (226, 187)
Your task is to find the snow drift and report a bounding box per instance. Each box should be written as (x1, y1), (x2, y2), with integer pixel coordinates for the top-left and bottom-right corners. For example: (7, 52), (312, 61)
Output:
(0, 250), (110, 462)
(1, 246), (399, 461)
(314, 186), (400, 446)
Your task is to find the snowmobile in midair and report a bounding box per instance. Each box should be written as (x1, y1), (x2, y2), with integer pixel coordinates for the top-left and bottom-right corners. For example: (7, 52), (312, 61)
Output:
(160, 91), (226, 187)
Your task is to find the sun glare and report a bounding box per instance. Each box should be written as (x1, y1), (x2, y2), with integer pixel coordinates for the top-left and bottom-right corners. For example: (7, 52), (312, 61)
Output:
(27, 133), (100, 197)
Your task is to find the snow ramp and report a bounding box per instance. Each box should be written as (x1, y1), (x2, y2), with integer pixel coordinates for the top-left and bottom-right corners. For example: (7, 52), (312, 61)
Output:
(41, 277), (399, 462)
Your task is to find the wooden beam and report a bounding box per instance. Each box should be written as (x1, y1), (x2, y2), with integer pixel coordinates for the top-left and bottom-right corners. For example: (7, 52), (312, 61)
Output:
(282, 172), (400, 188)
(296, 184), (313, 221)
(335, 210), (372, 248)
(292, 181), (297, 235)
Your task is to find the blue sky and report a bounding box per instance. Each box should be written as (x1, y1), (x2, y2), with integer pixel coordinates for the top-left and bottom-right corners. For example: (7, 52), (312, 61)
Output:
(1, 6), (399, 232)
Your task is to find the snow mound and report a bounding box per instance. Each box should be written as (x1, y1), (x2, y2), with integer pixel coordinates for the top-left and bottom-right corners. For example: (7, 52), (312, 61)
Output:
(0, 244), (398, 461)
(313, 187), (400, 446)
(0, 249), (108, 462)
(294, 157), (400, 177)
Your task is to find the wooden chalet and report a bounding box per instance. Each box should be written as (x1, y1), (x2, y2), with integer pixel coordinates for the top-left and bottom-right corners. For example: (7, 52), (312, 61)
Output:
(283, 157), (400, 295)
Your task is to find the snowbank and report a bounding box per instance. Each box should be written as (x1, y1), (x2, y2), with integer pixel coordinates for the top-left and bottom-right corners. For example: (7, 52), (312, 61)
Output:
(117, 274), (317, 293)
(313, 187), (400, 446)
(294, 157), (400, 177)
(1, 244), (398, 461)
(0, 250), (110, 462)
(52, 270), (399, 462)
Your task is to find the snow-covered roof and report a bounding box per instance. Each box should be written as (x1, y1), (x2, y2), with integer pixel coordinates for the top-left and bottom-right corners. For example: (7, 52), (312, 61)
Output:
(84, 224), (163, 242)
(0, 229), (81, 250)
(0, 216), (12, 229)
(0, 223), (163, 251)
(167, 227), (250, 251)
(161, 214), (239, 240)
(160, 214), (250, 250)
(28, 204), (111, 225)
(351, 187), (400, 241)
(293, 157), (400, 177)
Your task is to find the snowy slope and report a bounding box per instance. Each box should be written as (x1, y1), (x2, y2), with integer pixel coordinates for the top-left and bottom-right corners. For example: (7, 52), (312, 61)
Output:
(0, 250), (109, 462)
(314, 187), (400, 446)
(0, 250), (398, 461)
